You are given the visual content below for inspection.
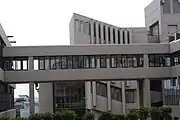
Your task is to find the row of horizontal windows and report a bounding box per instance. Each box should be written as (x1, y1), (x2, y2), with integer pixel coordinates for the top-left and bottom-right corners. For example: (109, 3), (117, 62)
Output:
(3, 54), (144, 71)
(4, 53), (180, 71)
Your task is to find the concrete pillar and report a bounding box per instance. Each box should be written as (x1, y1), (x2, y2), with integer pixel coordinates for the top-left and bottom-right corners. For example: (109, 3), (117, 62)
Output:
(136, 81), (140, 109)
(120, 29), (123, 44)
(100, 23), (104, 44)
(92, 81), (96, 107)
(143, 79), (151, 108)
(29, 82), (35, 114)
(115, 28), (118, 44)
(105, 25), (109, 44)
(85, 82), (92, 110)
(143, 54), (149, 67)
(28, 56), (35, 114)
(110, 27), (114, 44)
(39, 83), (53, 113)
(129, 28), (133, 44)
(107, 81), (111, 111)
(122, 81), (126, 114)
(124, 30), (128, 44)
(90, 21), (94, 44)
(96, 22), (100, 44)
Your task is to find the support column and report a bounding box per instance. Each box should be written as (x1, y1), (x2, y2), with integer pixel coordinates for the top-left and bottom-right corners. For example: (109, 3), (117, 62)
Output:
(122, 81), (126, 114)
(29, 82), (35, 114)
(107, 81), (111, 111)
(143, 79), (151, 108)
(85, 82), (92, 110)
(92, 81), (96, 107)
(90, 21), (95, 44)
(136, 80), (140, 109)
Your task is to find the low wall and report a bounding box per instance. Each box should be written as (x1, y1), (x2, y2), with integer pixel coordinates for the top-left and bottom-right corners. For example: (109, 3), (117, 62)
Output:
(0, 109), (16, 118)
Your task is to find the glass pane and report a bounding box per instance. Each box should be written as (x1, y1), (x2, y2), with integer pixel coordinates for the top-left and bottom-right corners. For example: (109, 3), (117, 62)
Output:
(84, 56), (89, 68)
(61, 56), (67, 69)
(23, 60), (28, 70)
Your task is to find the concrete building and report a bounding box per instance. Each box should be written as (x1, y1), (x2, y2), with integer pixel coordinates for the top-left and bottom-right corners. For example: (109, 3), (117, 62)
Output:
(2, 0), (180, 119)
(0, 24), (16, 117)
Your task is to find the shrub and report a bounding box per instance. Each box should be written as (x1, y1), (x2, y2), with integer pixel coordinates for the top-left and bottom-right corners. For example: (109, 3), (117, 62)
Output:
(98, 112), (113, 120)
(60, 109), (76, 120)
(29, 113), (42, 120)
(11, 117), (28, 120)
(53, 112), (62, 120)
(113, 115), (126, 120)
(0, 116), (11, 120)
(160, 106), (172, 120)
(150, 107), (160, 120)
(138, 107), (149, 120)
(126, 112), (138, 120)
(82, 112), (94, 120)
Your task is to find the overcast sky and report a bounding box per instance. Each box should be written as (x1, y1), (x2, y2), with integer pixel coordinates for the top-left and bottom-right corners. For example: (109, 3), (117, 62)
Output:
(0, 0), (153, 97)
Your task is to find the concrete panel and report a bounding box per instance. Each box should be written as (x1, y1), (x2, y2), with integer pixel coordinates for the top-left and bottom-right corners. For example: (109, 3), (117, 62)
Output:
(5, 67), (171, 83)
(39, 83), (53, 113)
(0, 109), (16, 118)
(95, 96), (108, 112)
(111, 100), (123, 114)
(3, 43), (170, 57)
(0, 68), (4, 82)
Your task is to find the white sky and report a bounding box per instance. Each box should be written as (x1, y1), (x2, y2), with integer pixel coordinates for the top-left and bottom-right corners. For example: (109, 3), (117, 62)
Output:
(0, 0), (153, 97)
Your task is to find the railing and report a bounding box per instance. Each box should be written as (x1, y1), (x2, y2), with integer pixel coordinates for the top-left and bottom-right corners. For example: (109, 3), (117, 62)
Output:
(0, 109), (16, 118)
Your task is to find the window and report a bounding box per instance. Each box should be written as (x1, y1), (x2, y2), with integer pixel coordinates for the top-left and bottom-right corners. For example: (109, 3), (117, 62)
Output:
(94, 23), (96, 38)
(117, 55), (122, 68)
(113, 28), (116, 44)
(108, 27), (111, 44)
(78, 56), (84, 68)
(110, 55), (117, 68)
(99, 24), (101, 41)
(39, 57), (45, 70)
(125, 90), (135, 103)
(96, 82), (107, 97)
(122, 30), (125, 44)
(90, 56), (96, 68)
(168, 25), (178, 35)
(56, 56), (61, 69)
(100, 56), (107, 68)
(127, 55), (133, 68)
(149, 54), (171, 67)
(111, 87), (122, 101)
(127, 31), (130, 44)
(45, 57), (49, 70)
(122, 55), (128, 68)
(118, 30), (120, 44)
(61, 56), (67, 69)
(73, 56), (78, 69)
(84, 56), (90, 68)
(50, 57), (56, 69)
(67, 56), (73, 69)
(103, 26), (106, 44)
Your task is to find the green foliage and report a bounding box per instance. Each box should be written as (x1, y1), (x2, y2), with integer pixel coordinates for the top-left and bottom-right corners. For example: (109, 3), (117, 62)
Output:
(53, 112), (62, 120)
(29, 113), (42, 120)
(160, 106), (172, 120)
(60, 109), (76, 120)
(113, 115), (126, 120)
(82, 112), (94, 120)
(150, 107), (161, 120)
(11, 117), (28, 120)
(137, 107), (149, 120)
(126, 112), (138, 120)
(98, 112), (113, 120)
(0, 116), (11, 120)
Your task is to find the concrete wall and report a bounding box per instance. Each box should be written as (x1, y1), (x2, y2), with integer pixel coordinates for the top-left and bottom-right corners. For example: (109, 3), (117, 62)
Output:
(0, 109), (16, 118)
(39, 83), (53, 113)
(3, 44), (170, 57)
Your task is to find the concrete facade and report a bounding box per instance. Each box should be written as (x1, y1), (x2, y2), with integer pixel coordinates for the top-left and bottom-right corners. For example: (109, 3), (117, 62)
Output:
(1, 0), (180, 119)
